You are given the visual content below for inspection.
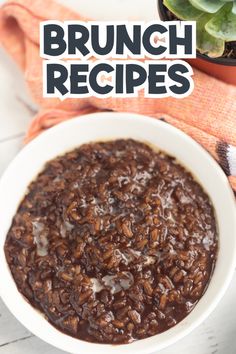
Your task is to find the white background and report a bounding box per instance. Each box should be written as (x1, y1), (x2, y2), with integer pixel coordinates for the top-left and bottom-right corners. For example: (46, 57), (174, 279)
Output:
(0, 0), (236, 353)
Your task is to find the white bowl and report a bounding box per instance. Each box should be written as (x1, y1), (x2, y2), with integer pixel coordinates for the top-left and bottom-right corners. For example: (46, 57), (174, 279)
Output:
(0, 112), (236, 354)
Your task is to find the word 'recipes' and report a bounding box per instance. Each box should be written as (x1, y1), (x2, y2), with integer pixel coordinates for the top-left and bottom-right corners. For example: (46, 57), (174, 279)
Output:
(41, 21), (196, 99)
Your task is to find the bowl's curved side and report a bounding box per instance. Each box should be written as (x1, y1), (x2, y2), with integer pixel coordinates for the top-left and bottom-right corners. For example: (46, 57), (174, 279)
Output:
(0, 113), (235, 354)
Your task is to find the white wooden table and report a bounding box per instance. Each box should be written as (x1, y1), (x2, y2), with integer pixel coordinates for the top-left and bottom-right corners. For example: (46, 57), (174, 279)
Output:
(0, 0), (236, 353)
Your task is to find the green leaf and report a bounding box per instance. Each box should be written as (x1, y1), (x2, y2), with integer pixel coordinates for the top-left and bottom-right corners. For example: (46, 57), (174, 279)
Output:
(163, 0), (203, 20)
(205, 3), (236, 41)
(232, 1), (236, 15)
(197, 14), (225, 57)
(189, 0), (225, 13)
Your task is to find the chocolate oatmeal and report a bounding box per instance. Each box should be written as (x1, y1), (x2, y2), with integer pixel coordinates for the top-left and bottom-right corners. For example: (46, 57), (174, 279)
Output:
(4, 139), (218, 344)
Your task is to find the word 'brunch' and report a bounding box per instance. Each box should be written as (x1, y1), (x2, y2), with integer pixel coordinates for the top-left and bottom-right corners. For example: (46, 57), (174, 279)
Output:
(41, 21), (196, 98)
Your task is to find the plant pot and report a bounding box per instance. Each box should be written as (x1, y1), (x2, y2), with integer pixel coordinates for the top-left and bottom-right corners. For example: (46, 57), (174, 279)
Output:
(157, 0), (236, 85)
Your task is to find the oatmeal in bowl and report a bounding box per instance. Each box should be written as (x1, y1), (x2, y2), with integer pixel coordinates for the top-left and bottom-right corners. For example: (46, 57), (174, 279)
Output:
(0, 113), (235, 354)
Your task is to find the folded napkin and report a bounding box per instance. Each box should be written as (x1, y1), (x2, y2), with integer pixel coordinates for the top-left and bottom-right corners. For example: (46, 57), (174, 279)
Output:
(1, 0), (236, 192)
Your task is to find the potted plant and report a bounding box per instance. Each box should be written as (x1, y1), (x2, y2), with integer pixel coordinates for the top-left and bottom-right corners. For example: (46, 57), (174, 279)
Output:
(157, 0), (236, 85)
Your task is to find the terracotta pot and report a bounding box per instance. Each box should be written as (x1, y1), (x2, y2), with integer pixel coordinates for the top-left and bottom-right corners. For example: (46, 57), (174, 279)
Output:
(157, 0), (236, 86)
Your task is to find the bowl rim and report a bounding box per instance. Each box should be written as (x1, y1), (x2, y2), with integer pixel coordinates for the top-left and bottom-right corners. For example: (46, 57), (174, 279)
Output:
(0, 112), (236, 354)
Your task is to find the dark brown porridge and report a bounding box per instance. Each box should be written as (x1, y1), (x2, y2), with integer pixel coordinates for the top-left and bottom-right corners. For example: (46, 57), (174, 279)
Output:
(4, 139), (218, 344)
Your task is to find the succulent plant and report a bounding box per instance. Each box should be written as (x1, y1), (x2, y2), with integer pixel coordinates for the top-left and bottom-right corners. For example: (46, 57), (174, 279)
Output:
(163, 0), (236, 58)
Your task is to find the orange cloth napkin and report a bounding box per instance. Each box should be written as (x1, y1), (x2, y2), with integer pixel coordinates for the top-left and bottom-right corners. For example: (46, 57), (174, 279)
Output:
(0, 0), (236, 192)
